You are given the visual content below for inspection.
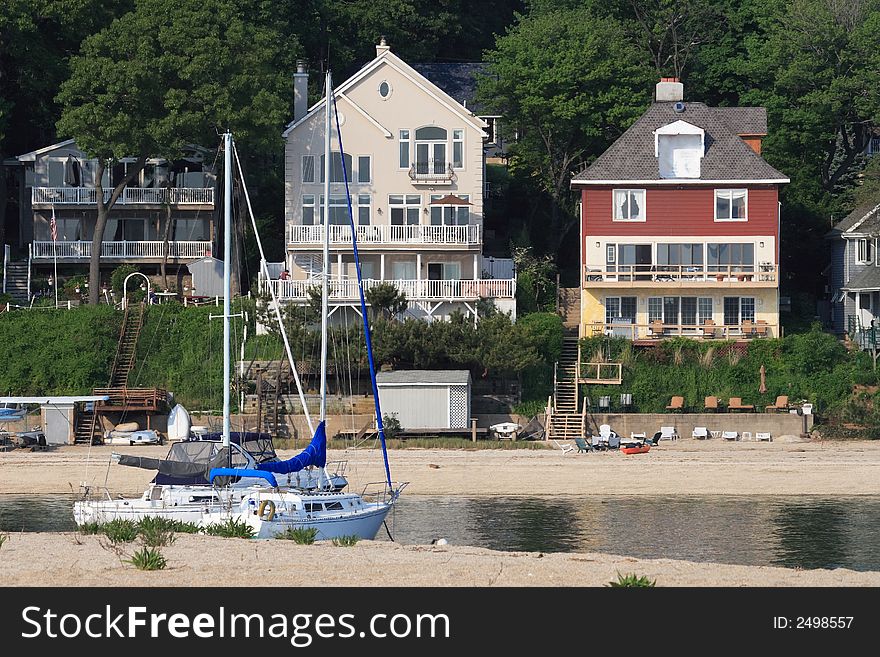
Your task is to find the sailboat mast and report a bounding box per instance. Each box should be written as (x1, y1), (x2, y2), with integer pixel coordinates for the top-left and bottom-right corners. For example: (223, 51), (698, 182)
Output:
(222, 131), (232, 451)
(320, 72), (332, 422)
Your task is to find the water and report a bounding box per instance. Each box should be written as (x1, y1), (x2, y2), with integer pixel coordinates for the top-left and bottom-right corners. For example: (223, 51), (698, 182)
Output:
(4, 494), (880, 571)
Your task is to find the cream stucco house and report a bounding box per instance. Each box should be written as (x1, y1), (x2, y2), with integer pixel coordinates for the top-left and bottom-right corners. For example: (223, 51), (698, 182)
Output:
(262, 40), (516, 322)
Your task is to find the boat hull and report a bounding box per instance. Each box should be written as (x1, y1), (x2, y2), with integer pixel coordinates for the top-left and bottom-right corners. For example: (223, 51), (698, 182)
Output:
(620, 445), (651, 455)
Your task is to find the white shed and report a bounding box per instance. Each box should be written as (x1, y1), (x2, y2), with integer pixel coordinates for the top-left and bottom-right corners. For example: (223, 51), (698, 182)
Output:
(376, 370), (471, 430)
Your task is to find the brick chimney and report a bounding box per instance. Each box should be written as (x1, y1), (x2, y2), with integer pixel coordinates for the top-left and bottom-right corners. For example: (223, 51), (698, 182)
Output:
(376, 36), (390, 57)
(293, 60), (308, 123)
(655, 76), (683, 102)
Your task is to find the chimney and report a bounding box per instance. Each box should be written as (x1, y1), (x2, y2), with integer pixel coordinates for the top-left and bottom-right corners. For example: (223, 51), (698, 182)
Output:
(655, 76), (683, 102)
(293, 60), (308, 123)
(376, 36), (390, 57)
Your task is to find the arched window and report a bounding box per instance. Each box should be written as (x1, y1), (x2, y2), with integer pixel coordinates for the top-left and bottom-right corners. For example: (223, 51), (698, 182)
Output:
(320, 152), (352, 183)
(414, 126), (448, 175)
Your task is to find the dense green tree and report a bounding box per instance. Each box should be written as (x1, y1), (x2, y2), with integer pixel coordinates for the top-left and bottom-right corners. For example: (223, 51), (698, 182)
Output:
(479, 6), (655, 257)
(55, 0), (291, 304)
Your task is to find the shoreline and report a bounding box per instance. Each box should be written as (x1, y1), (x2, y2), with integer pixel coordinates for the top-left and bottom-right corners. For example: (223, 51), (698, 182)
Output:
(3, 438), (880, 586)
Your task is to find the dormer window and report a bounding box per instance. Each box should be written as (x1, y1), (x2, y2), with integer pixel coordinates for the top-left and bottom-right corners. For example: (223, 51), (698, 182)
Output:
(715, 189), (748, 222)
(654, 120), (704, 178)
(613, 189), (646, 222)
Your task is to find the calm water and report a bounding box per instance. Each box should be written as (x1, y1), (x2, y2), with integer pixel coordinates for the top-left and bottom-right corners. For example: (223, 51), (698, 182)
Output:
(3, 494), (880, 571)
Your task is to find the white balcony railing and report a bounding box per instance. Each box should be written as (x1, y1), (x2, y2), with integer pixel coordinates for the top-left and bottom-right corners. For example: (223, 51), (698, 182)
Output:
(261, 277), (516, 301)
(32, 187), (214, 206)
(287, 223), (481, 246)
(31, 240), (213, 260)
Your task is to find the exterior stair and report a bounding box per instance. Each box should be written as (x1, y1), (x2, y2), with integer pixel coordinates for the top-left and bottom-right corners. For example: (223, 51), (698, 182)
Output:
(109, 302), (145, 388)
(74, 407), (98, 445)
(547, 335), (584, 440)
(3, 260), (30, 304)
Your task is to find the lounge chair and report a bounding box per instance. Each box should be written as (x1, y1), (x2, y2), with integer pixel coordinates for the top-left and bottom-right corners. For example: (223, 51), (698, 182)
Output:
(765, 395), (789, 412)
(553, 440), (574, 455)
(721, 430), (739, 441)
(648, 431), (662, 445)
(574, 437), (592, 453)
(692, 426), (708, 440)
(704, 396), (719, 412)
(659, 426), (679, 441)
(756, 432), (772, 442)
(728, 397), (754, 412)
(666, 396), (684, 412)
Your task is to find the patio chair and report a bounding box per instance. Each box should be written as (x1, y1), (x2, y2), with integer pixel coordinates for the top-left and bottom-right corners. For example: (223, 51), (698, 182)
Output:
(702, 319), (717, 338)
(666, 396), (685, 412)
(553, 440), (574, 455)
(704, 396), (720, 412)
(741, 319), (755, 338)
(574, 436), (592, 453)
(692, 426), (708, 440)
(765, 395), (789, 412)
(728, 397), (755, 412)
(659, 426), (679, 441)
(648, 431), (662, 445)
(756, 432), (772, 442)
(649, 320), (665, 338)
(721, 430), (739, 441)
(755, 320), (769, 338)
(608, 432), (621, 449)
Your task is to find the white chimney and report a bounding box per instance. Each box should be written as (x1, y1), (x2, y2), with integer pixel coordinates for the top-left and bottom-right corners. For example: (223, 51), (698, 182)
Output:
(293, 60), (308, 123)
(376, 36), (390, 57)
(655, 77), (683, 102)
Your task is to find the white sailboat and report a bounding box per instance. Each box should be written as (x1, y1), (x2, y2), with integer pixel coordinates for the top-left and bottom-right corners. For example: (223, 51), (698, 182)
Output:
(74, 73), (406, 538)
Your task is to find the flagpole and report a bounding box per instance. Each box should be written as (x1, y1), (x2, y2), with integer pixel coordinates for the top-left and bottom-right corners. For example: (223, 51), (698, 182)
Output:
(51, 205), (58, 308)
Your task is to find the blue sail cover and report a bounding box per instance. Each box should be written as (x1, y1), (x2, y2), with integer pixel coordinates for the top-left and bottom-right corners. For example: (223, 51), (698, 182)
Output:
(255, 421), (326, 474)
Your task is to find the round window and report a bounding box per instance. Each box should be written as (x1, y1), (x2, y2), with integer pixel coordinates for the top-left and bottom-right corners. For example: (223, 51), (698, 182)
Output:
(378, 80), (392, 99)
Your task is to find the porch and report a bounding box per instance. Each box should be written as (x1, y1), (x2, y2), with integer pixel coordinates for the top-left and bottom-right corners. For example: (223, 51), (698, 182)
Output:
(32, 186), (214, 207)
(260, 276), (516, 302)
(583, 263), (778, 288)
(584, 320), (778, 340)
(287, 223), (481, 248)
(31, 240), (213, 261)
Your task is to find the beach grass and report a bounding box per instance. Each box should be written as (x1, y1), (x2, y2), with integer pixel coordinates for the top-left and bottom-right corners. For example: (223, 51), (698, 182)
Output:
(102, 519), (139, 544)
(201, 518), (255, 539)
(127, 546), (167, 571)
(331, 535), (359, 547)
(276, 527), (318, 544)
(607, 572), (657, 587)
(0, 533), (7, 549)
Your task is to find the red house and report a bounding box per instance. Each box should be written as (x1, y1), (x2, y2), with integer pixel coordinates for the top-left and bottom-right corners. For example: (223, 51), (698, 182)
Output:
(571, 78), (789, 341)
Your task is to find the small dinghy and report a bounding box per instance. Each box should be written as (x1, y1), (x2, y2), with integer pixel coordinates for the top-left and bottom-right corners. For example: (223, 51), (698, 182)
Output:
(620, 443), (651, 455)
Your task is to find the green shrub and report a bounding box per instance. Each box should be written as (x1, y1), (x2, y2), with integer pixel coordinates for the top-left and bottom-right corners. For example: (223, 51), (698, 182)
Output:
(102, 519), (139, 543)
(136, 517), (179, 547)
(607, 572), (656, 587)
(331, 535), (359, 547)
(276, 527), (318, 544)
(127, 547), (167, 571)
(77, 522), (104, 535)
(201, 518), (255, 538)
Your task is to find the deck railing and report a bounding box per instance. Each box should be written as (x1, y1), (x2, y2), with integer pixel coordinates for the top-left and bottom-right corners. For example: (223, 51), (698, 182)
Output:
(287, 223), (481, 246)
(32, 187), (214, 205)
(31, 240), (212, 259)
(261, 277), (516, 301)
(586, 321), (777, 340)
(583, 263), (778, 286)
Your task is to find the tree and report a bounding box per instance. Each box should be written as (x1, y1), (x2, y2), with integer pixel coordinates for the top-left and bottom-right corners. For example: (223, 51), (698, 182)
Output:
(365, 282), (408, 320)
(55, 0), (291, 304)
(512, 245), (558, 314)
(478, 7), (655, 255)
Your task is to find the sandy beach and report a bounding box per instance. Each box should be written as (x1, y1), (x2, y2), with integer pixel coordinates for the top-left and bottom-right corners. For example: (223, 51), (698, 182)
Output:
(2, 437), (880, 586)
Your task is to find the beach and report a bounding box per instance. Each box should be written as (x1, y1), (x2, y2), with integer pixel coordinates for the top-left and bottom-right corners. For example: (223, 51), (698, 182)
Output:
(2, 437), (880, 586)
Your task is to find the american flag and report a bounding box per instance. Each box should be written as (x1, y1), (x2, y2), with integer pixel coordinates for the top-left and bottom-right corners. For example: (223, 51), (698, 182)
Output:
(50, 206), (58, 241)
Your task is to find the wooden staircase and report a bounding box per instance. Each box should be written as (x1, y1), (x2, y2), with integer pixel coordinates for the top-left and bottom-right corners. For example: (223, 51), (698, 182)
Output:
(4, 260), (30, 304)
(74, 405), (98, 445)
(242, 360), (292, 437)
(109, 302), (146, 388)
(547, 336), (584, 440)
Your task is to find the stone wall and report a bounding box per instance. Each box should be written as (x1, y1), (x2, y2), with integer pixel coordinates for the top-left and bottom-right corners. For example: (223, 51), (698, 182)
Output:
(584, 412), (812, 440)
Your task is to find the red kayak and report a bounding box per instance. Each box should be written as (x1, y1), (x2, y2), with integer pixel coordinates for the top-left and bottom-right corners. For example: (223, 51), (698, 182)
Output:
(620, 444), (651, 455)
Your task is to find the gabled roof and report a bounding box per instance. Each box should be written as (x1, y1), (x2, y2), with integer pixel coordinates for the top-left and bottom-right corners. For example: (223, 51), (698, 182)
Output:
(826, 203), (880, 238)
(571, 102), (788, 185)
(410, 62), (491, 115)
(376, 370), (471, 386)
(282, 50), (486, 138)
(10, 139), (77, 163)
(713, 107), (767, 136)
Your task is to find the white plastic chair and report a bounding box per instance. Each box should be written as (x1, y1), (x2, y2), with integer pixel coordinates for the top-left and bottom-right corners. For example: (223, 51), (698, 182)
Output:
(721, 430), (739, 441)
(692, 426), (708, 439)
(756, 432), (772, 442)
(553, 440), (574, 455)
(660, 426), (679, 441)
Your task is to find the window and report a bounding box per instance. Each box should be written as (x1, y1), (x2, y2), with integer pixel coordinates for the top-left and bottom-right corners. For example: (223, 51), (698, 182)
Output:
(378, 80), (392, 99)
(430, 194), (469, 225)
(428, 262), (461, 280)
(357, 156), (371, 184)
(357, 194), (371, 226)
(452, 129), (464, 168)
(613, 189), (646, 221)
(173, 218), (207, 241)
(606, 245), (616, 264)
(723, 297), (755, 325)
(392, 260), (416, 279)
(399, 130), (410, 169)
(389, 194), (420, 225)
(856, 238), (875, 265)
(302, 195), (315, 225)
(320, 152), (352, 183)
(656, 243), (703, 267)
(715, 189), (748, 221)
(319, 195), (349, 225)
(302, 156), (315, 183)
(617, 244), (652, 279)
(647, 296), (712, 328)
(648, 297), (663, 322)
(605, 297), (637, 324)
(708, 243), (754, 272)
(110, 218), (145, 241)
(698, 297), (713, 323)
(414, 126), (448, 175)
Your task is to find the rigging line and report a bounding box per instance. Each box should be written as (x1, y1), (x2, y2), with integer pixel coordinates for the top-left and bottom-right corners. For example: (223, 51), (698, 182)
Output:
(232, 141), (315, 436)
(332, 91), (392, 488)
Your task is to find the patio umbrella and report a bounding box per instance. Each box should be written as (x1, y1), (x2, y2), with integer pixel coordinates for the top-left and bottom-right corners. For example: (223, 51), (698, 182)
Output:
(759, 364), (767, 394)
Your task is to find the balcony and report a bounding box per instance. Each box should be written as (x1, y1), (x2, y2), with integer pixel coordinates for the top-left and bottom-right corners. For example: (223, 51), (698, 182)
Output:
(408, 162), (456, 185)
(260, 277), (516, 302)
(287, 224), (481, 248)
(31, 240), (213, 260)
(32, 187), (214, 206)
(586, 320), (777, 341)
(583, 264), (778, 288)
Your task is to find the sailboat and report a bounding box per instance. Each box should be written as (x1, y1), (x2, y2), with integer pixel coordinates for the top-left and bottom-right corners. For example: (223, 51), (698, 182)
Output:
(74, 72), (406, 539)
